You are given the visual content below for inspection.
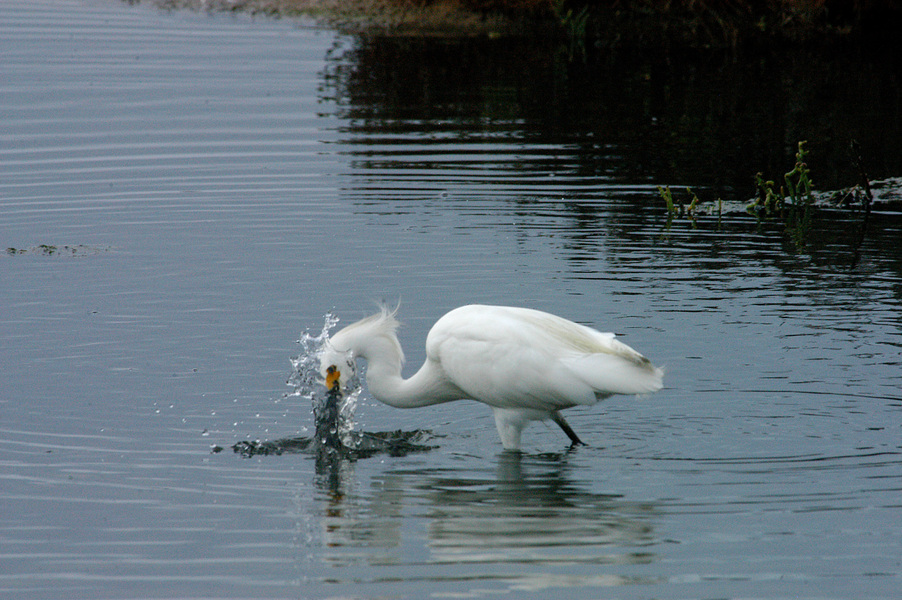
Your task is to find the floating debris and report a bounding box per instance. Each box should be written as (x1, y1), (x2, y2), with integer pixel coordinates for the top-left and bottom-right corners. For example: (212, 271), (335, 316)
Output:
(5, 244), (111, 257)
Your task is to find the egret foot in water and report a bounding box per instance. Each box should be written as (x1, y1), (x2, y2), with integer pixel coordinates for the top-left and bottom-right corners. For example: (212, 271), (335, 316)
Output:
(550, 411), (585, 447)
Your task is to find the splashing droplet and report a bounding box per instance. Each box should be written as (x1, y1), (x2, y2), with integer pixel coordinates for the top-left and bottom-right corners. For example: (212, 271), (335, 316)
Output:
(230, 313), (434, 460)
(286, 313), (362, 453)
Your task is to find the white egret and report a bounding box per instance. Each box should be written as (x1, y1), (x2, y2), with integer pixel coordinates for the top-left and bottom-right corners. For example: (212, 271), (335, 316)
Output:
(320, 304), (663, 451)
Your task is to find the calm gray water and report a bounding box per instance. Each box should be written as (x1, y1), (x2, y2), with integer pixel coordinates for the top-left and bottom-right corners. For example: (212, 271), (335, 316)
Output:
(2, 0), (901, 598)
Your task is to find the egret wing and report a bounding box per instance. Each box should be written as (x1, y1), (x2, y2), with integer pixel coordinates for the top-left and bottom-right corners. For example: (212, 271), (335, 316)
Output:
(426, 306), (599, 410)
(426, 304), (662, 408)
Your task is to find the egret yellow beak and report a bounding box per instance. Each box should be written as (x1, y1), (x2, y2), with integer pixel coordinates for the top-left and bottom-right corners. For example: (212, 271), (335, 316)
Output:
(325, 365), (341, 392)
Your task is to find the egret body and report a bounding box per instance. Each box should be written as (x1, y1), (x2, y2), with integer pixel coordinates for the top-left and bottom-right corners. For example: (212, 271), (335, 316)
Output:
(320, 304), (663, 450)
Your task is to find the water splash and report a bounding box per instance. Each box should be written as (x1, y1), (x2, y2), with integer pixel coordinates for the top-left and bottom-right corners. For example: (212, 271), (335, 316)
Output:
(231, 313), (435, 460)
(287, 313), (362, 453)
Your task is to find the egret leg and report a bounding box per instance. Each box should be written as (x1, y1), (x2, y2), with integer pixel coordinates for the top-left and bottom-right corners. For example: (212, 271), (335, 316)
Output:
(492, 408), (525, 451)
(550, 411), (585, 446)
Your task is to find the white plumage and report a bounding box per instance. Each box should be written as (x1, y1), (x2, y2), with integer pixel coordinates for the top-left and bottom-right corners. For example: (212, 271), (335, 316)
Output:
(320, 304), (663, 450)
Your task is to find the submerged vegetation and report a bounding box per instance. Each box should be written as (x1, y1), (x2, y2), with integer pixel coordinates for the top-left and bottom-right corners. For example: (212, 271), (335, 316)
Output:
(138, 0), (902, 45)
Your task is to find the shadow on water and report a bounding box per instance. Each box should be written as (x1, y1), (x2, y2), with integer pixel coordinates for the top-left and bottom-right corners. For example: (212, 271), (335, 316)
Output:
(231, 427), (436, 459)
(233, 427), (437, 497)
(232, 378), (437, 460)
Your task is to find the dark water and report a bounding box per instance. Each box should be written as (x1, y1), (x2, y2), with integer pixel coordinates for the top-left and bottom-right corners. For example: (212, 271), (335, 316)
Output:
(1, 0), (901, 598)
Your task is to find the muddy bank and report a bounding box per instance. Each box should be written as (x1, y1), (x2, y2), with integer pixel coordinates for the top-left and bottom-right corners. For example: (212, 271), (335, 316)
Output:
(145, 0), (521, 35)
(142, 0), (902, 46)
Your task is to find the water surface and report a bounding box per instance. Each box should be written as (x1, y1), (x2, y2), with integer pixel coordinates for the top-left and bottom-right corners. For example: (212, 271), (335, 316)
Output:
(1, 1), (900, 598)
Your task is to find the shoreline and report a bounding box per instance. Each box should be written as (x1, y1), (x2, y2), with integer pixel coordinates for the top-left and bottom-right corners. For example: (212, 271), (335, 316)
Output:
(144, 0), (902, 46)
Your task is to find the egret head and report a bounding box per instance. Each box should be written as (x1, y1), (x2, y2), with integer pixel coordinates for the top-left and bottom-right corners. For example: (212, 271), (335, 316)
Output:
(318, 306), (402, 397)
(319, 343), (357, 395)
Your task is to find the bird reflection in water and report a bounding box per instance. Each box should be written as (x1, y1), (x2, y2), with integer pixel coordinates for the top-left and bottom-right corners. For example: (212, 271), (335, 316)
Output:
(308, 450), (661, 589)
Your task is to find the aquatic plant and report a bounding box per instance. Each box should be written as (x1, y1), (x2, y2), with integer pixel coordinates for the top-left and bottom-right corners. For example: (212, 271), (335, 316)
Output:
(783, 141), (814, 247)
(747, 141), (814, 247)
(752, 173), (781, 217)
(657, 139), (887, 267)
(850, 140), (875, 266)
(552, 0), (590, 58)
(658, 185), (712, 229)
